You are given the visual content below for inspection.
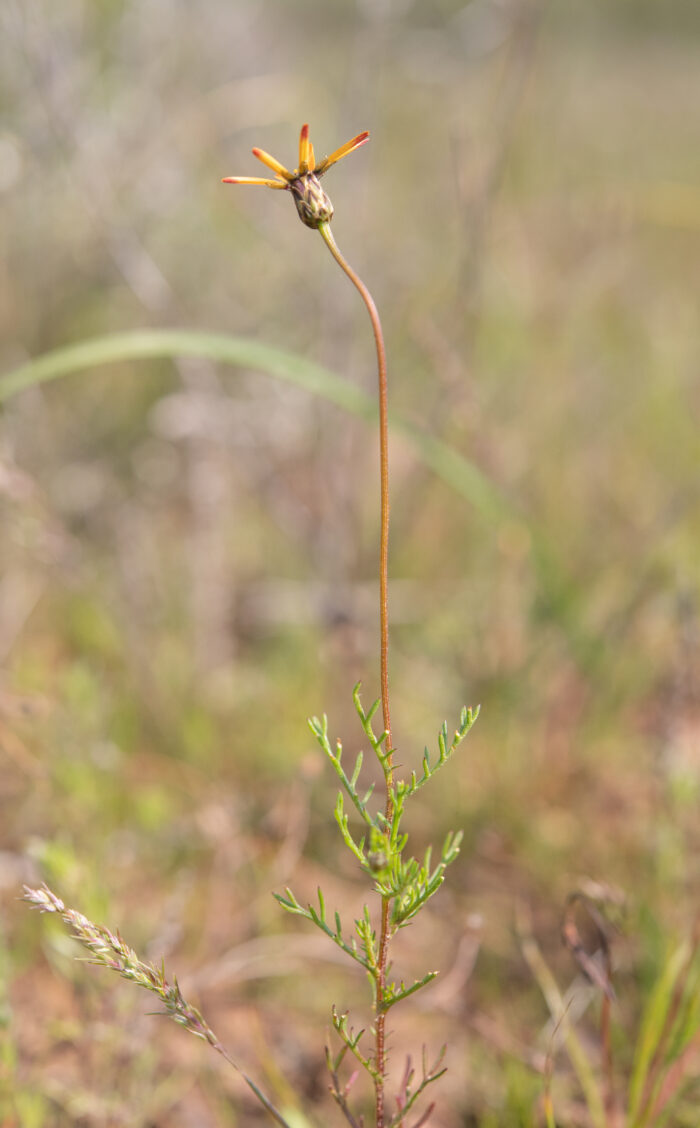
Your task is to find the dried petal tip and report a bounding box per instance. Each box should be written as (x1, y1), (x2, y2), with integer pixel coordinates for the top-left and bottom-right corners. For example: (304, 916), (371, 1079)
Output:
(299, 123), (312, 174)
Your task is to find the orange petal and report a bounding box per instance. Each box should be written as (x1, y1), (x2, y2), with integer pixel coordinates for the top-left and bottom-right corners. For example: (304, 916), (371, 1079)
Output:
(316, 130), (369, 175)
(308, 139), (316, 171)
(252, 147), (292, 179)
(221, 175), (287, 188)
(298, 123), (311, 174)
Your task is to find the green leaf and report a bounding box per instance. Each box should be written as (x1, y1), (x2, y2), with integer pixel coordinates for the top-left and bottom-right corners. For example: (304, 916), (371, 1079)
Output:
(399, 706), (479, 802)
(273, 888), (371, 972)
(310, 713), (377, 830)
(627, 940), (694, 1127)
(381, 970), (439, 1011)
(334, 793), (367, 865)
(331, 1006), (381, 1081)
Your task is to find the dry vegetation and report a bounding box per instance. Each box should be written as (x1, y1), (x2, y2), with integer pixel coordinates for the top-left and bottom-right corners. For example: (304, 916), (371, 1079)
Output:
(2, 1), (700, 1124)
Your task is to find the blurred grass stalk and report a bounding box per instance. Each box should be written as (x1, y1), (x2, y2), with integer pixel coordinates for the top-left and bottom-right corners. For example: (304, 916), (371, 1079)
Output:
(0, 327), (597, 672)
(0, 328), (503, 519)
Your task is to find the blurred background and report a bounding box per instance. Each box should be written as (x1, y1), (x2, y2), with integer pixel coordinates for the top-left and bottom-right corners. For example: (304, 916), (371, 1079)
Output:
(2, 0), (700, 1124)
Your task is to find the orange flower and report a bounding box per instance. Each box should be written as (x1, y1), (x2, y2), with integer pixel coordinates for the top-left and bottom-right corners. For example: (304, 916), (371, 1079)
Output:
(222, 123), (369, 229)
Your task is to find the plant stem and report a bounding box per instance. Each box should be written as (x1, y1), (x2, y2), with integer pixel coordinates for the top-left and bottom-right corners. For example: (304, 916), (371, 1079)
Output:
(318, 221), (394, 1128)
(318, 222), (393, 764)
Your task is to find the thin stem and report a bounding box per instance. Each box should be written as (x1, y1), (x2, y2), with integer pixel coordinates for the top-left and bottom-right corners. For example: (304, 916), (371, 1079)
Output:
(318, 222), (393, 767)
(318, 220), (394, 1128)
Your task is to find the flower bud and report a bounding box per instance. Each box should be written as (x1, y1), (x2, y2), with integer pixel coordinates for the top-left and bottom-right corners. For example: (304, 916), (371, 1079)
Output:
(289, 173), (334, 229)
(367, 849), (388, 874)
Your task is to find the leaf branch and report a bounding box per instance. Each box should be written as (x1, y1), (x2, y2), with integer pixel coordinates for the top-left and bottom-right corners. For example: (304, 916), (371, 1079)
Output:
(381, 970), (439, 1013)
(395, 706), (479, 803)
(325, 1039), (364, 1128)
(332, 1006), (382, 1082)
(386, 1046), (447, 1128)
(309, 714), (377, 830)
(273, 887), (371, 971)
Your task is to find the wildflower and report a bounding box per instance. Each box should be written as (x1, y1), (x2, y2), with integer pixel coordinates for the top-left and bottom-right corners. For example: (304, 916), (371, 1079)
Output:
(222, 122), (369, 229)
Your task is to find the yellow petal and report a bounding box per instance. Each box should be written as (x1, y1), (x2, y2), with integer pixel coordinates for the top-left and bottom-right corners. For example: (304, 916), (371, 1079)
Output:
(316, 130), (369, 175)
(221, 176), (287, 188)
(308, 139), (316, 171)
(252, 147), (292, 179)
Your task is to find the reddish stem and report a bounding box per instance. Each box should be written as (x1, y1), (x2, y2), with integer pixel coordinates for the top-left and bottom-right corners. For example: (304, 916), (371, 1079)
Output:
(319, 221), (394, 1128)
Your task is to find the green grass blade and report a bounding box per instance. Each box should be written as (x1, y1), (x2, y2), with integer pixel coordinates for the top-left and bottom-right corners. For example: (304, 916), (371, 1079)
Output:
(390, 414), (510, 520)
(2, 329), (595, 663)
(0, 328), (506, 519)
(627, 940), (691, 1127)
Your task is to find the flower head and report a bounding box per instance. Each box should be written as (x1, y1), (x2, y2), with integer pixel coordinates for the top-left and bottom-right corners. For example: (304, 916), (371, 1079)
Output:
(222, 123), (369, 229)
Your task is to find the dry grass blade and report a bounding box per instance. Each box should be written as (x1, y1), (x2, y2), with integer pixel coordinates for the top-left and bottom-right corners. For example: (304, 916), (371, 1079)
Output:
(562, 893), (617, 1122)
(519, 922), (607, 1128)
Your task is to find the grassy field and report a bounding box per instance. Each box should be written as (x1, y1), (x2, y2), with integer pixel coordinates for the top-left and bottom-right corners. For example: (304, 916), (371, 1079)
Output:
(2, 1), (700, 1124)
